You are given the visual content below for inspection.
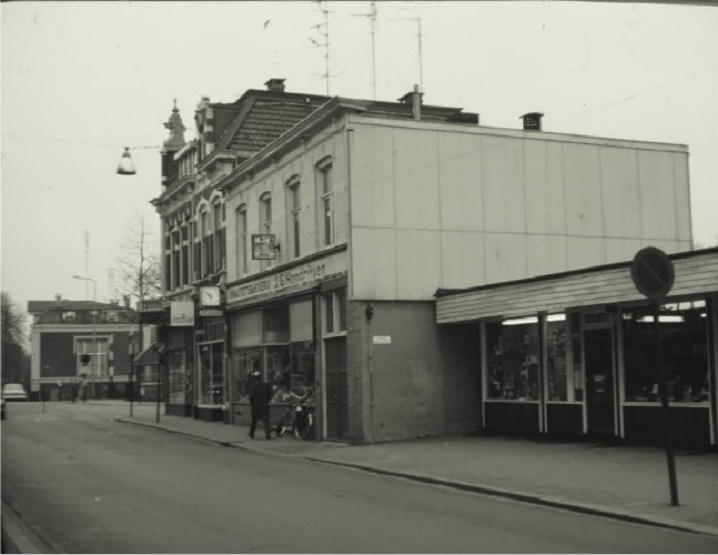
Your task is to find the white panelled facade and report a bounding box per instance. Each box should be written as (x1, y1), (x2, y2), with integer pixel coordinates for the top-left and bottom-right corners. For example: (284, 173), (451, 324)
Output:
(349, 118), (692, 301)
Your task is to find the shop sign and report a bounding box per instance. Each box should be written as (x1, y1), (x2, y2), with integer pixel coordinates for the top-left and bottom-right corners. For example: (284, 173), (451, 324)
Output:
(170, 301), (195, 327)
(252, 234), (278, 260)
(199, 308), (223, 317)
(373, 335), (392, 344)
(228, 251), (347, 304)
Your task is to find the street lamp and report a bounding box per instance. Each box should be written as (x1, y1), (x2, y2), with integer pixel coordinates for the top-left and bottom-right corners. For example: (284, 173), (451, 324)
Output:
(73, 274), (97, 399)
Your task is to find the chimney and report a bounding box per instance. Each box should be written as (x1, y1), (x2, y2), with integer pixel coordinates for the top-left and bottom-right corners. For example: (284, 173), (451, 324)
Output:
(398, 84), (423, 120)
(55, 293), (62, 307)
(264, 78), (286, 92)
(520, 112), (544, 131)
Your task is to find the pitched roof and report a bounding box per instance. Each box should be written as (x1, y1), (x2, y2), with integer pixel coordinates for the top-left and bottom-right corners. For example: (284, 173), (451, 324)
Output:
(216, 90), (331, 154)
(27, 300), (133, 313)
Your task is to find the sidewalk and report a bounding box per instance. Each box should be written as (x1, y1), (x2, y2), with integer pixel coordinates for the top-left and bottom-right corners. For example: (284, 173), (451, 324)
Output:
(101, 401), (718, 538)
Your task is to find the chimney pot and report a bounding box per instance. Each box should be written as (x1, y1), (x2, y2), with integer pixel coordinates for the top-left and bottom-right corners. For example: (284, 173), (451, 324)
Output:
(264, 78), (286, 92)
(520, 112), (544, 131)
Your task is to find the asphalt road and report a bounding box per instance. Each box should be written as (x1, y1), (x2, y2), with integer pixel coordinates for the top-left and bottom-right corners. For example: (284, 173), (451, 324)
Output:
(2, 402), (717, 554)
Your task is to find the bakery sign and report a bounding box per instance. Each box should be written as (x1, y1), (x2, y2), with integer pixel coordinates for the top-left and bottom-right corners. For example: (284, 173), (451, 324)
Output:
(228, 251), (347, 304)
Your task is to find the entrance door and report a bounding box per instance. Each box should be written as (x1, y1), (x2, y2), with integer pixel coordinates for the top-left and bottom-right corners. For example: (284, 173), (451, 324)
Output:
(584, 328), (616, 435)
(325, 337), (348, 439)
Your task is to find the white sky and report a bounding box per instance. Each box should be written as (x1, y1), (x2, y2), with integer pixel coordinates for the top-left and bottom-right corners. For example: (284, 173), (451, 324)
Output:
(2, 1), (717, 312)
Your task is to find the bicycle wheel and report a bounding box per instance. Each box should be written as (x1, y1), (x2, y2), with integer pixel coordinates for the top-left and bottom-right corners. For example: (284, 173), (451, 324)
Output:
(294, 411), (313, 440)
(275, 412), (292, 437)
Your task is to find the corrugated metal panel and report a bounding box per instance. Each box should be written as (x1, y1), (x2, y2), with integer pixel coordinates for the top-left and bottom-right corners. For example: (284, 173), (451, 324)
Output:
(437, 252), (718, 323)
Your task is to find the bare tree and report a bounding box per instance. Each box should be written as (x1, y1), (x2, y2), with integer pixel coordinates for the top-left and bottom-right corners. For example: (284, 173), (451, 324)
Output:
(116, 210), (162, 304)
(1, 291), (30, 385)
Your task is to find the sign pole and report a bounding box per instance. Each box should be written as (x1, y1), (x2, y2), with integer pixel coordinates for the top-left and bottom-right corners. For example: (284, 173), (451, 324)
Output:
(653, 299), (679, 506)
(631, 247), (679, 507)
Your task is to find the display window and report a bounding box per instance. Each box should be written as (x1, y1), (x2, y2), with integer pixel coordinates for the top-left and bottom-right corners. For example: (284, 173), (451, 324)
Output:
(230, 298), (316, 404)
(622, 300), (710, 403)
(198, 343), (223, 405)
(168, 349), (193, 405)
(546, 315), (568, 401)
(486, 319), (540, 401)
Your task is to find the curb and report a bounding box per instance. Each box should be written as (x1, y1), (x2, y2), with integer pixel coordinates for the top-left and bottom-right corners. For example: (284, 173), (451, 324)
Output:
(114, 418), (718, 539)
(303, 458), (718, 538)
(1, 501), (66, 554)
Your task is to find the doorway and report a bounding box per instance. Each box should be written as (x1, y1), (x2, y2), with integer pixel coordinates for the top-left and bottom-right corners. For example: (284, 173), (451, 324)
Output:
(584, 328), (616, 435)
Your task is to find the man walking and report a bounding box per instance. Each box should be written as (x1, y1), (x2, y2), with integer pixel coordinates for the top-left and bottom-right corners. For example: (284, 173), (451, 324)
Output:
(249, 371), (273, 440)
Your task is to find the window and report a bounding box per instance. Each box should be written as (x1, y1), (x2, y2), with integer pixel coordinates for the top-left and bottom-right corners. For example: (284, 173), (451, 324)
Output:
(546, 315), (568, 401)
(323, 289), (346, 334)
(486, 319), (540, 401)
(180, 225), (189, 285)
(164, 229), (172, 291)
(260, 193), (272, 235)
(76, 337), (109, 377)
(200, 208), (213, 276)
(172, 229), (181, 290)
(622, 301), (709, 403)
(288, 178), (301, 258)
(318, 160), (334, 246)
(260, 193), (272, 268)
(236, 204), (248, 275)
(213, 200), (224, 272)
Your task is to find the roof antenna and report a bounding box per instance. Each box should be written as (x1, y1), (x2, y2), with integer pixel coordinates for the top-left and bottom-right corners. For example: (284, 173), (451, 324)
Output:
(351, 1), (378, 100)
(311, 1), (334, 95)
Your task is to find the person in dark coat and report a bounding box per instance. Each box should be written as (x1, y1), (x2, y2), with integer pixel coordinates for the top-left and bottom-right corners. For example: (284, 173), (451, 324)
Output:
(248, 371), (273, 440)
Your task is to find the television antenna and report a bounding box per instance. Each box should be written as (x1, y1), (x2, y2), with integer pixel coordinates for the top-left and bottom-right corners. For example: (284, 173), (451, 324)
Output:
(351, 1), (379, 100)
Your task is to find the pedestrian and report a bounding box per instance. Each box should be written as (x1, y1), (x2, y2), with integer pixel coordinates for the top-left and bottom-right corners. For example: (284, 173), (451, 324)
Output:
(248, 371), (272, 440)
(71, 379), (78, 403)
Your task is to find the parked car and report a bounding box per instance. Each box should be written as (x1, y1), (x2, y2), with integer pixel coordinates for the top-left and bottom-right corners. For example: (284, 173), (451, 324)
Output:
(2, 383), (28, 402)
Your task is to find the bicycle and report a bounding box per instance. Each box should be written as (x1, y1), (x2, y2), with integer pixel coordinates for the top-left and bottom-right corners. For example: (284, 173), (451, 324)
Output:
(275, 390), (314, 440)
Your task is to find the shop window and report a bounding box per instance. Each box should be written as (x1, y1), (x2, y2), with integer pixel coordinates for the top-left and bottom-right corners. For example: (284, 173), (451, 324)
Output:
(167, 350), (191, 405)
(486, 319), (540, 401)
(264, 306), (289, 343)
(546, 315), (568, 401)
(233, 347), (261, 403)
(198, 343), (223, 405)
(622, 301), (709, 403)
(571, 313), (584, 402)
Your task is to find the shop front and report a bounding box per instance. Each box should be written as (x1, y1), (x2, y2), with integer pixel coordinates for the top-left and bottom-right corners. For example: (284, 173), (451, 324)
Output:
(438, 248), (718, 448)
(225, 248), (348, 439)
(195, 315), (226, 421)
(165, 326), (194, 417)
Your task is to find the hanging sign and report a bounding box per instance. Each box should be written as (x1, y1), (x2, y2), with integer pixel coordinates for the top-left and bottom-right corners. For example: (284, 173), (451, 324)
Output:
(252, 234), (278, 260)
(170, 301), (195, 327)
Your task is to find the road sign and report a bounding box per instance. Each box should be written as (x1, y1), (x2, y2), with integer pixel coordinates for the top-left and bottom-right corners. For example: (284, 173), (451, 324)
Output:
(630, 247), (675, 300)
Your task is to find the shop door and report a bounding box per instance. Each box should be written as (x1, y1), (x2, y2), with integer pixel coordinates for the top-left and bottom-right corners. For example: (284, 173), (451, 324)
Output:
(584, 328), (616, 435)
(325, 337), (348, 439)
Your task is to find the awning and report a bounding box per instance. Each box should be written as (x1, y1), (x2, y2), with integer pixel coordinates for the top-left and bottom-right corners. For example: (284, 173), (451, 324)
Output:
(133, 342), (164, 366)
